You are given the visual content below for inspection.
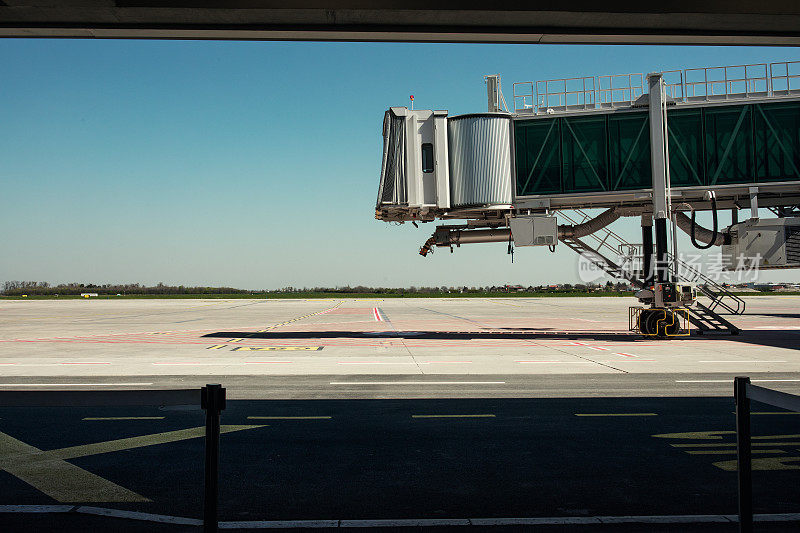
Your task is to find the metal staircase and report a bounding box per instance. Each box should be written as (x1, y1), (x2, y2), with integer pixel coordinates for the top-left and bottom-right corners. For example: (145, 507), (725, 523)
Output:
(560, 210), (745, 314)
(559, 210), (741, 334)
(690, 301), (741, 335)
(666, 252), (746, 315)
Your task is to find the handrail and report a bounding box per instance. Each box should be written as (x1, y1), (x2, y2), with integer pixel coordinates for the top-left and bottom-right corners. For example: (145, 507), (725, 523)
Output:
(734, 377), (800, 533)
(558, 209), (746, 314)
(666, 252), (746, 314)
(0, 384), (225, 533)
(513, 60), (800, 114)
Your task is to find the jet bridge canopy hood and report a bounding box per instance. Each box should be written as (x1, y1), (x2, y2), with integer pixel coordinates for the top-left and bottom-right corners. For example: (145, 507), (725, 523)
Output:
(376, 107), (513, 222)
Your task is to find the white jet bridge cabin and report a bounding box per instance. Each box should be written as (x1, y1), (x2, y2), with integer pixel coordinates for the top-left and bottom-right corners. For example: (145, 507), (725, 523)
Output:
(376, 61), (800, 338)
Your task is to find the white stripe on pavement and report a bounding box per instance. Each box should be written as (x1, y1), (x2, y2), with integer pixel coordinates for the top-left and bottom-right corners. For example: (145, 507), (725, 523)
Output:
(1, 506), (799, 528)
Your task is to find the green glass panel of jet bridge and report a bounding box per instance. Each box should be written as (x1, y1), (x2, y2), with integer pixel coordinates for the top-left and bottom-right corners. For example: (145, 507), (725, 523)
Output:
(561, 115), (608, 192)
(667, 107), (706, 187)
(754, 101), (800, 182)
(705, 104), (754, 185)
(514, 117), (562, 195)
(608, 112), (651, 191)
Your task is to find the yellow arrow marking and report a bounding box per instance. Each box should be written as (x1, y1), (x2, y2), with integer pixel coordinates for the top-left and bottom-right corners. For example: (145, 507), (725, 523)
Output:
(652, 431), (735, 440)
(713, 457), (800, 471)
(0, 425), (263, 502)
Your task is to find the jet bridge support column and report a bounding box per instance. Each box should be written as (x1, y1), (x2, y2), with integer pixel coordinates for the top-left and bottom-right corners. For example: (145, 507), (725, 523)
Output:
(648, 73), (671, 283)
(642, 214), (654, 286)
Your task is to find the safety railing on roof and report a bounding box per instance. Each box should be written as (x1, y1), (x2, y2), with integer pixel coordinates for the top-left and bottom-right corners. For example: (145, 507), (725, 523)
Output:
(513, 61), (800, 114)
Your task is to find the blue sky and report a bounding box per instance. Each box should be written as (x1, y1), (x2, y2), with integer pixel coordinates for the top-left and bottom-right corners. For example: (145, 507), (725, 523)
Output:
(0, 40), (798, 289)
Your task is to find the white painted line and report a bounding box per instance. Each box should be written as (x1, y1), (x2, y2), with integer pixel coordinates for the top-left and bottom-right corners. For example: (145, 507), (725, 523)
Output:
(676, 380), (730, 383)
(152, 362), (236, 366)
(341, 519), (471, 527)
(0, 505), (75, 513)
(329, 381), (506, 385)
(471, 517), (602, 526)
(336, 361), (417, 365)
(677, 379), (800, 383)
(597, 515), (732, 524)
(76, 506), (202, 526)
(0, 383), (154, 387)
(373, 307), (383, 322)
(60, 362), (111, 365)
(516, 361), (595, 364)
(418, 361), (473, 364)
(2, 505), (798, 528)
(697, 361), (787, 363)
(220, 520), (339, 529)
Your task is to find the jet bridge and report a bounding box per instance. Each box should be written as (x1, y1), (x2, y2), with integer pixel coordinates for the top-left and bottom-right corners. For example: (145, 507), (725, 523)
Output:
(376, 61), (800, 337)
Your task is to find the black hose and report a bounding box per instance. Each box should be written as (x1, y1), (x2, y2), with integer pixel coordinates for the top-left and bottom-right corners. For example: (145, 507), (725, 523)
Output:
(690, 196), (718, 250)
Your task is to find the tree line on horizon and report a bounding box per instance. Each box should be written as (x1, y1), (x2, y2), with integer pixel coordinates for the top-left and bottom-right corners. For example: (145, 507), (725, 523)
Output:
(1, 281), (631, 296)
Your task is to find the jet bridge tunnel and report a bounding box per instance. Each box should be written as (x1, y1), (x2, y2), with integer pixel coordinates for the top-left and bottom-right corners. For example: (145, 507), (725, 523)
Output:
(376, 61), (800, 272)
(376, 61), (800, 336)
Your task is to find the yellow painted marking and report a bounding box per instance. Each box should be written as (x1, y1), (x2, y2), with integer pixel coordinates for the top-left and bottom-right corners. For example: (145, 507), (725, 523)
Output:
(654, 430), (800, 471)
(490, 300), (524, 308)
(231, 346), (322, 351)
(207, 345), (227, 350)
(575, 413), (657, 417)
(672, 442), (800, 448)
(412, 414), (496, 418)
(256, 302), (343, 332)
(83, 417), (165, 421)
(247, 416), (331, 420)
(0, 425), (262, 502)
(188, 302), (228, 309)
(687, 449), (786, 455)
(653, 431), (734, 440)
(713, 457), (800, 471)
(228, 338), (245, 342)
(0, 432), (148, 502)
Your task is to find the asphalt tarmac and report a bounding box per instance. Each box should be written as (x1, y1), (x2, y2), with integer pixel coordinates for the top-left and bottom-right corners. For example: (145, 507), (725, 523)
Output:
(1, 297), (799, 531)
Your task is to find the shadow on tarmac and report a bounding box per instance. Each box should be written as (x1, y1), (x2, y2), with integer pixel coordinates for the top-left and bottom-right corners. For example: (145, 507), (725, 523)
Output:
(203, 329), (800, 351)
(1, 396), (799, 533)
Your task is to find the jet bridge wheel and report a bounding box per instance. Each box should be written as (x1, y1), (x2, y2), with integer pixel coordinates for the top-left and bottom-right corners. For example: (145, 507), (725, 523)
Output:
(639, 308), (680, 339)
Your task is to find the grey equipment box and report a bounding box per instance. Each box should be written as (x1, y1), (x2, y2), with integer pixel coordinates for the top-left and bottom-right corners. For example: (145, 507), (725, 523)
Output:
(509, 216), (558, 246)
(722, 217), (800, 270)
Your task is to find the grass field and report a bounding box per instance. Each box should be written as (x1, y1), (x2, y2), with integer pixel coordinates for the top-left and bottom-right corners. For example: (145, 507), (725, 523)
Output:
(2, 291), (798, 300)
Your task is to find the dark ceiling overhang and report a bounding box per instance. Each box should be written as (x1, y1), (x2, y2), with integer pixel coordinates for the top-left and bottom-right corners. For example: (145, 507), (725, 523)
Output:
(0, 2), (799, 45)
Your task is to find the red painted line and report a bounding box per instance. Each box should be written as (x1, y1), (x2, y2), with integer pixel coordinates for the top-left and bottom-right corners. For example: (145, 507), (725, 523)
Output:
(613, 352), (638, 358)
(373, 307), (383, 322)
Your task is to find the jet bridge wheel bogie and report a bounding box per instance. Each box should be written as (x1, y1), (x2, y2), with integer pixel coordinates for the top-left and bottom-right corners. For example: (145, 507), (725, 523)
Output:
(640, 308), (680, 339)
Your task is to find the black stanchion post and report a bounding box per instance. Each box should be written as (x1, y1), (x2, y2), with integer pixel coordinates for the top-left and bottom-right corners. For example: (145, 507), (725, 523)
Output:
(201, 384), (226, 533)
(734, 376), (752, 533)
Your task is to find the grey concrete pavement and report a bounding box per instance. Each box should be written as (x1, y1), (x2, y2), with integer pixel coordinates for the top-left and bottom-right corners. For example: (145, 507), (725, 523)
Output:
(0, 297), (798, 395)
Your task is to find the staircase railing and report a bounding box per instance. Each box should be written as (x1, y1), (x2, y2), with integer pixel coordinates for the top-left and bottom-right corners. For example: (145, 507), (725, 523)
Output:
(558, 209), (746, 315)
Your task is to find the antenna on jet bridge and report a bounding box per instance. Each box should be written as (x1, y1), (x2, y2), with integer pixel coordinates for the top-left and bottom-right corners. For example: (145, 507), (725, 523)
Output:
(484, 74), (507, 112)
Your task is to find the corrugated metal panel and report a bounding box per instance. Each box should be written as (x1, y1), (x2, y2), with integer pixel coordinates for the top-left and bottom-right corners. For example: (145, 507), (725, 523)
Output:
(377, 110), (407, 207)
(448, 114), (513, 207)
